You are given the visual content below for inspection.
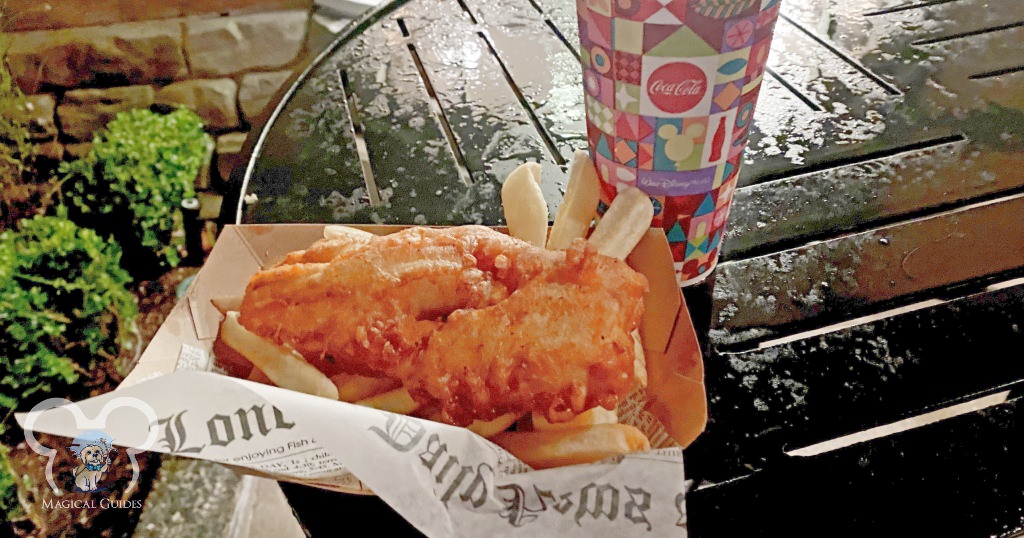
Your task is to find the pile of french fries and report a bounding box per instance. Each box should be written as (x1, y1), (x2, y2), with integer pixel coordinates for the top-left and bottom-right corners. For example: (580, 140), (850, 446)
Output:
(213, 150), (657, 470)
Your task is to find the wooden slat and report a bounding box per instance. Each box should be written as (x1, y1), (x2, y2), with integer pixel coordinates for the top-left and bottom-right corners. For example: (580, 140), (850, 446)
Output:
(782, 0), (1024, 50)
(768, 17), (899, 112)
(869, 0), (1024, 42)
(920, 26), (1024, 108)
(737, 73), (828, 185)
(740, 16), (909, 181)
(338, 21), (476, 225)
(466, 0), (586, 162)
(688, 396), (1024, 537)
(780, 0), (1024, 102)
(529, 0), (579, 54)
(690, 282), (1024, 481)
(767, 0), (1024, 171)
(712, 192), (1024, 342)
(724, 138), (1024, 260)
(242, 62), (365, 224)
(395, 0), (565, 220)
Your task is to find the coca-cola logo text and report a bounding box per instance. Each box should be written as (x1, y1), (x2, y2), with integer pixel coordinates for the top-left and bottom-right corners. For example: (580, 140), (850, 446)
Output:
(649, 79), (704, 96)
(647, 62), (706, 113)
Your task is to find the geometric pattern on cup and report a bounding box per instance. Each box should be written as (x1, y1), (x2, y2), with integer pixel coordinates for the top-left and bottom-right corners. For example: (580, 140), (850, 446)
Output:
(578, 0), (781, 284)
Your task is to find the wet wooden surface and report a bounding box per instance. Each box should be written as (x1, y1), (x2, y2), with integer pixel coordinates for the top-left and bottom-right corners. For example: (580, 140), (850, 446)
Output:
(241, 0), (1024, 535)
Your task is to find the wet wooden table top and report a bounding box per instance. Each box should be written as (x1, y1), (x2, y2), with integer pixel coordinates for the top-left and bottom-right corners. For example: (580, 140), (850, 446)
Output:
(237, 0), (1024, 535)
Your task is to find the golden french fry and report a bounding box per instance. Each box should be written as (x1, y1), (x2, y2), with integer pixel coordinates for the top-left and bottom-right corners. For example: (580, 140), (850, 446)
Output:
(532, 407), (618, 431)
(331, 373), (401, 403)
(220, 311), (339, 400)
(323, 224), (375, 242)
(247, 366), (273, 385)
(547, 150), (601, 250)
(466, 413), (520, 438)
(212, 333), (256, 379)
(491, 424), (651, 469)
(632, 329), (647, 388)
(211, 295), (244, 315)
(355, 388), (419, 415)
(525, 162), (542, 185)
(587, 187), (654, 260)
(501, 162), (548, 247)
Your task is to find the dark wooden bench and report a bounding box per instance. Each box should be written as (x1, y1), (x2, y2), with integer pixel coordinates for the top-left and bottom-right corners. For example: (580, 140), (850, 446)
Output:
(232, 0), (1024, 535)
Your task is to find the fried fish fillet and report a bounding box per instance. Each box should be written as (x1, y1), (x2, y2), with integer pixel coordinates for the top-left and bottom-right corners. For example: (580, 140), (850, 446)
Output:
(238, 226), (647, 425)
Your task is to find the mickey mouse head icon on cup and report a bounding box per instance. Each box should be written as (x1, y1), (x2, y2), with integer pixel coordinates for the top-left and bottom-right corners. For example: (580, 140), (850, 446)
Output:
(657, 123), (706, 171)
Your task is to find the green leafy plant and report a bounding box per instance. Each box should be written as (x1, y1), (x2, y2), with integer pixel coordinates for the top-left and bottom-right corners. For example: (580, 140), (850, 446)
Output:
(0, 444), (21, 522)
(60, 108), (212, 268)
(0, 213), (137, 434)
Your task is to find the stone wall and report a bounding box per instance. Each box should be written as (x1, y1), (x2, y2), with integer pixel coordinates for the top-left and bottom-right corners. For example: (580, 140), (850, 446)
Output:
(5, 1), (318, 226)
(4, 0), (312, 32)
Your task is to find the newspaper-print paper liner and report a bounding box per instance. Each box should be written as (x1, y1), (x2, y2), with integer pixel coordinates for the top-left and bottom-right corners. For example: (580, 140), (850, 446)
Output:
(579, 0), (781, 285)
(18, 371), (688, 537)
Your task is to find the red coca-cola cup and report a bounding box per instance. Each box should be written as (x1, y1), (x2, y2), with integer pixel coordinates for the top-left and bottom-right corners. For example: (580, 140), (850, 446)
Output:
(578, 0), (781, 286)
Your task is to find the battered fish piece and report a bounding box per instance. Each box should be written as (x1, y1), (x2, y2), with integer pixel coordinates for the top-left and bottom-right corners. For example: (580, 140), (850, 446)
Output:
(238, 226), (647, 425)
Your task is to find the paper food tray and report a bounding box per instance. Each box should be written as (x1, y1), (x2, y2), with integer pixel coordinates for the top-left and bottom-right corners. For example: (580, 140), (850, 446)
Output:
(19, 224), (706, 537)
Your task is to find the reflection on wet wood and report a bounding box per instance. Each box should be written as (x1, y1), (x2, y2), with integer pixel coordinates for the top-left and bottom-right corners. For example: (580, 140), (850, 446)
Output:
(736, 0), (1023, 182)
(779, 0), (1024, 109)
(769, 17), (899, 109)
(784, 0), (1024, 52)
(338, 21), (471, 224)
(713, 192), (1024, 342)
(528, 0), (579, 54)
(922, 26), (1024, 103)
(690, 281), (1024, 481)
(395, 0), (563, 219)
(688, 395), (1024, 536)
(725, 138), (1024, 260)
(467, 0), (586, 162)
(243, 64), (363, 223)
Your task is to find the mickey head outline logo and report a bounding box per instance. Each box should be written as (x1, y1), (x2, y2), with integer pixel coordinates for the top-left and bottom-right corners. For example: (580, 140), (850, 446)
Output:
(21, 397), (160, 495)
(658, 123), (706, 170)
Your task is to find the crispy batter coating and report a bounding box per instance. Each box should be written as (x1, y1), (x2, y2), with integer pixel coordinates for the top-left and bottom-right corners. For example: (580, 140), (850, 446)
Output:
(238, 226), (647, 425)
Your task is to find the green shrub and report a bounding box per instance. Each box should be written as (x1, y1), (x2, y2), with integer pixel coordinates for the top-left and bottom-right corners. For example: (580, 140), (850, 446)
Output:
(0, 444), (20, 521)
(0, 213), (137, 433)
(60, 108), (212, 268)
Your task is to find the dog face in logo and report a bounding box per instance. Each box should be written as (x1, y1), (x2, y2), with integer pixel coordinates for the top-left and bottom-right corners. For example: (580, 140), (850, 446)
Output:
(70, 433), (115, 492)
